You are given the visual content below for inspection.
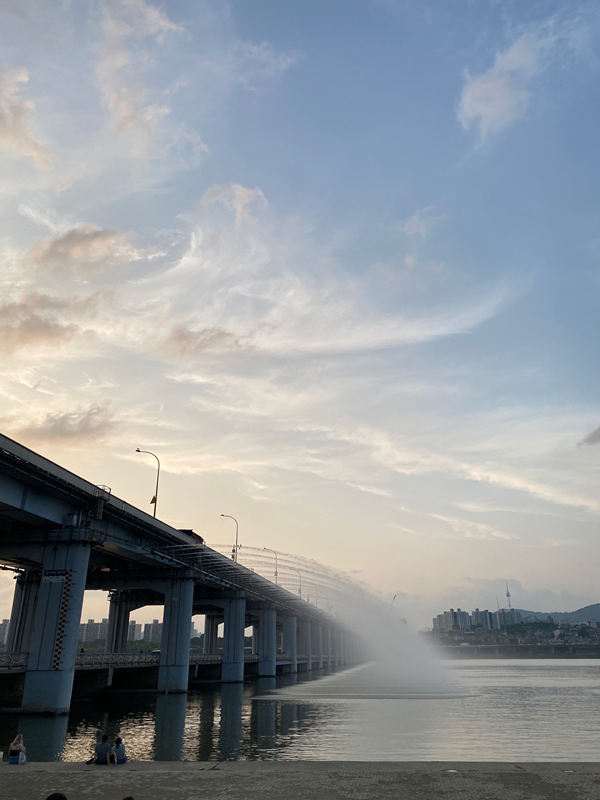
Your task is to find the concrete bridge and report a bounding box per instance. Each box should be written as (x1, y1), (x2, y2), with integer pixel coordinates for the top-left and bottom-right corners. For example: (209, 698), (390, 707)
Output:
(0, 434), (360, 713)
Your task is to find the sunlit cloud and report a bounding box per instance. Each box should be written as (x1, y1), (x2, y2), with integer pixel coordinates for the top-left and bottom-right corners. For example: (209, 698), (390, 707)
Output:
(95, 0), (181, 154)
(15, 401), (118, 445)
(0, 64), (50, 168)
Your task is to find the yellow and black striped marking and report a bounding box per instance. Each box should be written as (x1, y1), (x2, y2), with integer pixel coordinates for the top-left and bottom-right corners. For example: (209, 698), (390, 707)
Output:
(52, 570), (72, 670)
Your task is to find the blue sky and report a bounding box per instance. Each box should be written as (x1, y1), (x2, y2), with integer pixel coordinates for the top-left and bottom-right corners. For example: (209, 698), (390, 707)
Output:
(1, 0), (600, 626)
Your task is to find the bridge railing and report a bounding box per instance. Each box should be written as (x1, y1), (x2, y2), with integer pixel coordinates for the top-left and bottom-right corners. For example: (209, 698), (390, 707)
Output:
(0, 652), (28, 671)
(75, 653), (160, 668)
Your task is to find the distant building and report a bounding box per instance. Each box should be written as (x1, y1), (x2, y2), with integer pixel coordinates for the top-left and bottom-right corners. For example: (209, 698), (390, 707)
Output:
(79, 618), (109, 642)
(128, 620), (143, 642)
(143, 620), (163, 643)
(432, 606), (522, 633)
(0, 618), (9, 646)
(496, 608), (521, 628)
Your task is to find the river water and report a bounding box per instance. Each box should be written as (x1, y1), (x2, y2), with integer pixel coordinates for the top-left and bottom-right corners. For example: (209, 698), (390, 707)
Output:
(1, 660), (599, 762)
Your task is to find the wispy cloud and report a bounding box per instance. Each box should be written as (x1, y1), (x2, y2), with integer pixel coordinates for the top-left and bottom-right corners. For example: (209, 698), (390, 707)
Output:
(399, 207), (438, 239)
(16, 401), (118, 445)
(22, 224), (156, 277)
(162, 325), (253, 359)
(0, 289), (112, 356)
(95, 0), (181, 154)
(0, 65), (50, 168)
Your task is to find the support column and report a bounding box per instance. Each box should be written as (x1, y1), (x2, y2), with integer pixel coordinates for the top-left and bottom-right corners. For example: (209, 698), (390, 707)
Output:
(316, 625), (323, 669)
(203, 614), (219, 654)
(105, 590), (136, 654)
(301, 620), (312, 671)
(221, 595), (246, 683)
(158, 577), (194, 693)
(7, 570), (41, 653)
(257, 606), (277, 677)
(21, 540), (91, 713)
(282, 615), (297, 674)
(325, 627), (332, 667)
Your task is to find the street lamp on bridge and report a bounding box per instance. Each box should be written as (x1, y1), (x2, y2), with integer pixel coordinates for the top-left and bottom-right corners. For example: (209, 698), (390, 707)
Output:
(263, 547), (278, 584)
(135, 448), (160, 518)
(221, 514), (239, 562)
(291, 567), (302, 598)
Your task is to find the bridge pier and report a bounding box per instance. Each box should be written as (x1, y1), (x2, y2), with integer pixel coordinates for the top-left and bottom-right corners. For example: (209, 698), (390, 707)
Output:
(203, 614), (220, 654)
(282, 615), (297, 673)
(105, 590), (134, 654)
(325, 627), (332, 667)
(21, 538), (91, 714)
(158, 577), (195, 693)
(301, 620), (312, 671)
(7, 570), (41, 654)
(221, 595), (246, 683)
(257, 605), (277, 677)
(316, 625), (323, 668)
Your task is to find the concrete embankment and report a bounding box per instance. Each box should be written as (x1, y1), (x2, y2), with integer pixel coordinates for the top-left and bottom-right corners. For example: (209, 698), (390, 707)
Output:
(2, 761), (600, 800)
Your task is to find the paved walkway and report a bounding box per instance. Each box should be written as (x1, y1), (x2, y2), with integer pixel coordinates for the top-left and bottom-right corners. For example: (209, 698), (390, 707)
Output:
(2, 761), (600, 800)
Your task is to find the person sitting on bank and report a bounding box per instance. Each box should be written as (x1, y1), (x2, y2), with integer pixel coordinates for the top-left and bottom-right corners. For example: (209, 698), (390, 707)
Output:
(91, 734), (114, 765)
(8, 733), (26, 764)
(112, 737), (127, 764)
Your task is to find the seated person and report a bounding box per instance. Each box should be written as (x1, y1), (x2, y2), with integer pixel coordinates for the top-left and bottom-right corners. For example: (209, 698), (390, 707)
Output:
(8, 733), (26, 764)
(112, 737), (127, 764)
(93, 734), (113, 765)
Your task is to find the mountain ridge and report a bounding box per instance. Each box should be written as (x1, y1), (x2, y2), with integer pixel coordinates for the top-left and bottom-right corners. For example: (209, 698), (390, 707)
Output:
(515, 604), (600, 624)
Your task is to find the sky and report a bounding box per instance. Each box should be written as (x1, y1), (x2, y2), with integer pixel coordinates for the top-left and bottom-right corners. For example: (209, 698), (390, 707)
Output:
(1, 0), (600, 629)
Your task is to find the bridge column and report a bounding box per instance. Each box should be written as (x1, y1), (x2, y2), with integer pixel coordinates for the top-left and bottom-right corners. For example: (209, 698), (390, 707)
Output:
(221, 595), (246, 683)
(21, 540), (91, 713)
(203, 614), (220, 654)
(105, 590), (136, 654)
(301, 620), (312, 671)
(7, 570), (41, 654)
(332, 629), (340, 665)
(257, 606), (277, 677)
(282, 615), (297, 673)
(316, 625), (323, 668)
(158, 577), (194, 693)
(325, 627), (332, 667)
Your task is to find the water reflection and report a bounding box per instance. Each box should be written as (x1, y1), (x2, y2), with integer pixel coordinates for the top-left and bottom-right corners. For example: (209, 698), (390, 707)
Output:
(14, 715), (68, 762)
(154, 693), (187, 761)
(4, 662), (599, 762)
(218, 684), (243, 760)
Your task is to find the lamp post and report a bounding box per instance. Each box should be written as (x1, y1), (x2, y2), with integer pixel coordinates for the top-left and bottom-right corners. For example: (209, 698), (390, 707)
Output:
(135, 448), (160, 518)
(263, 547), (278, 584)
(221, 515), (239, 562)
(292, 567), (302, 598)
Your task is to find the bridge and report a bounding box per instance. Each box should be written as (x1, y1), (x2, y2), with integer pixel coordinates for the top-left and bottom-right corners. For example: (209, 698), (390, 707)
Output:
(0, 434), (361, 713)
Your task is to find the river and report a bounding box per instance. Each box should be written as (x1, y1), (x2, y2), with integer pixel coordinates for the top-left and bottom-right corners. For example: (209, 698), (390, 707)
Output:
(1, 660), (599, 762)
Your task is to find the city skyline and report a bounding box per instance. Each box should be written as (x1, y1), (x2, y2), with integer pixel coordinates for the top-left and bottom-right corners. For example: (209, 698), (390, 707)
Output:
(1, 0), (600, 629)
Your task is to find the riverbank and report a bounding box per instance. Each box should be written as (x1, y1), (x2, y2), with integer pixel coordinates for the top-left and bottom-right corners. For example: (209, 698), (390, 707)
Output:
(438, 644), (600, 658)
(2, 761), (600, 800)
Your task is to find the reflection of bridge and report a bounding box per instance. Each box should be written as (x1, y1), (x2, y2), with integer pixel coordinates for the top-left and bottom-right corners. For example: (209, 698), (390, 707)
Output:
(0, 434), (361, 713)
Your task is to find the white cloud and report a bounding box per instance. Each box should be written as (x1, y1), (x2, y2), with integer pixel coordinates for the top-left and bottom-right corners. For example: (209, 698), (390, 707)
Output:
(0, 65), (51, 169)
(399, 207), (437, 239)
(94, 0), (181, 154)
(458, 32), (551, 144)
(234, 41), (297, 90)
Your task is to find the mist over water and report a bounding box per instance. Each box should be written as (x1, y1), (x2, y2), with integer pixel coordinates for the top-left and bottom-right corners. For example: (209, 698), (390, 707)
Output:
(265, 661), (468, 701)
